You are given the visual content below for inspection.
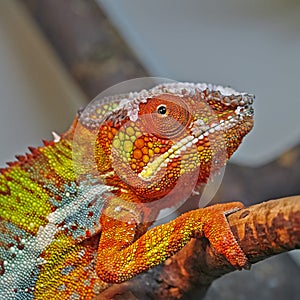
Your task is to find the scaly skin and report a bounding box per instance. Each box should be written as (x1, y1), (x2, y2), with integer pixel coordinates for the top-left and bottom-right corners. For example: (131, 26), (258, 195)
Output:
(0, 82), (254, 299)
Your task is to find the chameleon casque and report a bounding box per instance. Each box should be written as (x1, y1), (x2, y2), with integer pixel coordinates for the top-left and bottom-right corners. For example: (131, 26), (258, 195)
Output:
(0, 81), (254, 299)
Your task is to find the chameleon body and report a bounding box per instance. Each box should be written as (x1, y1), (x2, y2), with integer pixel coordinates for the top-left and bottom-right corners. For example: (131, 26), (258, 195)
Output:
(0, 82), (254, 299)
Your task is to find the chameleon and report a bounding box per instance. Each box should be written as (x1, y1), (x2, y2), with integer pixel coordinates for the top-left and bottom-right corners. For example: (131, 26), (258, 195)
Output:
(0, 81), (254, 299)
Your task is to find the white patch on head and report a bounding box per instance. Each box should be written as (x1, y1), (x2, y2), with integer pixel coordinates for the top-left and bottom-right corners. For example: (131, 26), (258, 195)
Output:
(214, 85), (240, 96)
(118, 90), (149, 122)
(115, 82), (254, 122)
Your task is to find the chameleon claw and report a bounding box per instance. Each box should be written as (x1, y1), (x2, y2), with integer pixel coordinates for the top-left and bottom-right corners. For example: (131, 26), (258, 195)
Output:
(201, 202), (250, 270)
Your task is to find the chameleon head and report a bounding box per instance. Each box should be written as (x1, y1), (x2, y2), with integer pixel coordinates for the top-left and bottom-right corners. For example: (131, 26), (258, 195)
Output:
(79, 82), (254, 202)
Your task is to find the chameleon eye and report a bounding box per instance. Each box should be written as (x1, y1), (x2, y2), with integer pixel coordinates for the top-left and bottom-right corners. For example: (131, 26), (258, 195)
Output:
(157, 104), (167, 115)
(139, 95), (191, 138)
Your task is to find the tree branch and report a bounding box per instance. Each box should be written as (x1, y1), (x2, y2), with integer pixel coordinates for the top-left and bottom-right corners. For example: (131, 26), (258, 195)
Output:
(98, 196), (300, 299)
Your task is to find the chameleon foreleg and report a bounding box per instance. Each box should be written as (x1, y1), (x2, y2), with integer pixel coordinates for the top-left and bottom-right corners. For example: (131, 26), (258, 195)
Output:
(96, 202), (248, 283)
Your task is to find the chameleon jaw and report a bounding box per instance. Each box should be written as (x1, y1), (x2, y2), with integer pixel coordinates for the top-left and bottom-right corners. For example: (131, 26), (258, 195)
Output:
(138, 113), (253, 182)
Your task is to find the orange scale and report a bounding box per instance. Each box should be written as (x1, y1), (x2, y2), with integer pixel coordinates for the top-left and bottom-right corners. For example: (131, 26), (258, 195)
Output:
(142, 155), (150, 163)
(111, 127), (118, 135)
(133, 149), (143, 159)
(154, 147), (160, 154)
(107, 132), (114, 140)
(134, 139), (145, 149)
(147, 142), (153, 148)
(141, 147), (148, 155)
(160, 147), (167, 153)
(171, 161), (178, 167)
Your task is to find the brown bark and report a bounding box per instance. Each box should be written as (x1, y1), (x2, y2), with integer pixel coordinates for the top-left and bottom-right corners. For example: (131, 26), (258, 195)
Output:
(97, 196), (300, 299)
